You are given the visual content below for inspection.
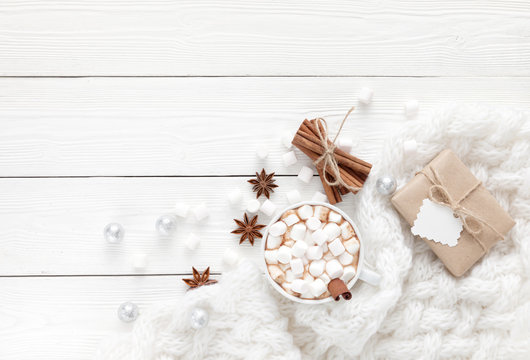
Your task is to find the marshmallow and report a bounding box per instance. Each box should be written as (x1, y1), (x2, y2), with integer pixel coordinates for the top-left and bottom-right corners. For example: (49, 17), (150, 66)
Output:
(286, 189), (301, 205)
(174, 202), (190, 218)
(309, 259), (325, 277)
(185, 233), (200, 250)
(309, 278), (327, 297)
(303, 272), (315, 282)
(306, 217), (322, 231)
(323, 223), (341, 241)
(284, 214), (300, 226)
(344, 238), (360, 255)
(340, 222), (355, 239)
(358, 87), (374, 104)
(285, 270), (295, 283)
(269, 221), (287, 236)
(342, 265), (357, 283)
(328, 211), (342, 223)
(268, 265), (285, 283)
(303, 230), (314, 245)
(246, 199), (261, 213)
(279, 263), (290, 271)
(282, 282), (295, 295)
(297, 205), (313, 220)
(328, 238), (346, 256)
(312, 191), (328, 203)
(291, 279), (310, 294)
(326, 259), (344, 279)
(283, 239), (294, 247)
(256, 143), (269, 159)
(131, 253), (148, 270)
(314, 206), (330, 222)
(282, 151), (297, 167)
(323, 251), (334, 261)
(306, 245), (323, 260)
(339, 251), (354, 265)
(404, 99), (419, 117)
(297, 166), (314, 183)
(227, 189), (242, 206)
(291, 240), (308, 258)
(266, 235), (282, 249)
(337, 138), (353, 153)
(260, 199), (277, 217)
(192, 203), (209, 221)
(301, 255), (309, 265)
(281, 130), (293, 149)
(320, 241), (328, 253)
(277, 245), (292, 264)
(222, 248), (240, 266)
(403, 139), (417, 157)
(264, 249), (279, 264)
(311, 229), (327, 246)
(290, 258), (304, 276)
(319, 273), (331, 285)
(290, 223), (307, 241)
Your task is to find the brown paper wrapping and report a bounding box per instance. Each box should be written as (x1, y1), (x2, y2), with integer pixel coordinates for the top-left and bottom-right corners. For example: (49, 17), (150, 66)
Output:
(391, 149), (515, 277)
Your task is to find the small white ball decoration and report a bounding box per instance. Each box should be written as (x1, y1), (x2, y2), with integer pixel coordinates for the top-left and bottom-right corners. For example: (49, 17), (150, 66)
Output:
(117, 301), (139, 323)
(156, 214), (178, 236)
(190, 307), (209, 329)
(376, 176), (397, 195)
(104, 223), (125, 244)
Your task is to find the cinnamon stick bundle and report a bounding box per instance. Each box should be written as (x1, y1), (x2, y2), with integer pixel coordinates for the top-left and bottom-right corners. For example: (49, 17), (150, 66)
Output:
(292, 118), (372, 204)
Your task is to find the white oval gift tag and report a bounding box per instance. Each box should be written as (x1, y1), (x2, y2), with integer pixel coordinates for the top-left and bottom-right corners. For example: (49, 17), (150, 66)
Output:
(411, 199), (463, 247)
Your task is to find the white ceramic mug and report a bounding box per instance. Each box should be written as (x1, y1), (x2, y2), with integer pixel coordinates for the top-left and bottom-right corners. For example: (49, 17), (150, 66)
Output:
(262, 201), (381, 304)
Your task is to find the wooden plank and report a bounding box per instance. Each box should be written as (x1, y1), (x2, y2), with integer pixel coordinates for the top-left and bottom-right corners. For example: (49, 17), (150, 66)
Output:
(0, 176), (359, 275)
(0, 275), (189, 360)
(0, 76), (529, 177)
(0, 1), (528, 76)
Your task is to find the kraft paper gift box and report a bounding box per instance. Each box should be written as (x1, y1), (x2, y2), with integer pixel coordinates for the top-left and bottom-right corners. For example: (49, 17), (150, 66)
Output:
(391, 149), (515, 277)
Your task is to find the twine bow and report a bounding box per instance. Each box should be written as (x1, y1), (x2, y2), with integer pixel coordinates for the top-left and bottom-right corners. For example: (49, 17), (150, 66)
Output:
(313, 106), (361, 192)
(419, 167), (504, 251)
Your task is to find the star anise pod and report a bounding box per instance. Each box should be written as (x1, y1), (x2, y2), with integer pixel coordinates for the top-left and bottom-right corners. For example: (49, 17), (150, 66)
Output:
(248, 168), (278, 198)
(182, 267), (218, 290)
(231, 213), (266, 246)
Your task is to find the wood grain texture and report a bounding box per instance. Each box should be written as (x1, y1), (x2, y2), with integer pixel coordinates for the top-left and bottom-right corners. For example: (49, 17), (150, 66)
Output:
(0, 76), (529, 177)
(0, 275), (189, 360)
(0, 176), (362, 275)
(0, 0), (529, 76)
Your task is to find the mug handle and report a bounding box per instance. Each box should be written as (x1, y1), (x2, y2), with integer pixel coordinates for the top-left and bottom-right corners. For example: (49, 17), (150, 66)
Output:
(358, 268), (381, 287)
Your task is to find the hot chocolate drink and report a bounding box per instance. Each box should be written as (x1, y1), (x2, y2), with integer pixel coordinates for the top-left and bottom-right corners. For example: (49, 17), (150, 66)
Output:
(264, 204), (360, 300)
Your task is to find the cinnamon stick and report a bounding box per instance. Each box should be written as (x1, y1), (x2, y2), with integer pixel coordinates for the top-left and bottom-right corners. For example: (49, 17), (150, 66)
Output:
(328, 278), (352, 301)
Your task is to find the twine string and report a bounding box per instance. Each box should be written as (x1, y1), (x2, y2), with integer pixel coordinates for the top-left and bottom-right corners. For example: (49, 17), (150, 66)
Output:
(313, 106), (361, 192)
(419, 167), (504, 251)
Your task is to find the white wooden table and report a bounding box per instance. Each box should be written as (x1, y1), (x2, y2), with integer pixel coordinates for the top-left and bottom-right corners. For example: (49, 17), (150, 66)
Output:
(0, 1), (529, 358)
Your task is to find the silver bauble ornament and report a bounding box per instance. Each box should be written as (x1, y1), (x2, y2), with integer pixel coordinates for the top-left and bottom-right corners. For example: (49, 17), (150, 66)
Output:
(104, 223), (125, 243)
(155, 214), (178, 236)
(376, 176), (397, 195)
(117, 301), (139, 323)
(190, 307), (209, 329)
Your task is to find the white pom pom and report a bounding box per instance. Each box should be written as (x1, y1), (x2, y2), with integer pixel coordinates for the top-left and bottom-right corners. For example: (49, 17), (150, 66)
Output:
(222, 248), (240, 267)
(227, 189), (242, 206)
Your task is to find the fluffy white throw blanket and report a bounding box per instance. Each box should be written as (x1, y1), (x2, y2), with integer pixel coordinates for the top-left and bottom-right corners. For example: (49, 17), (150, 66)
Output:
(97, 104), (530, 359)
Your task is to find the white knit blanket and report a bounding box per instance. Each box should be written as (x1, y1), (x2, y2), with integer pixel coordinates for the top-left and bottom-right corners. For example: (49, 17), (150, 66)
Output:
(97, 104), (530, 360)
